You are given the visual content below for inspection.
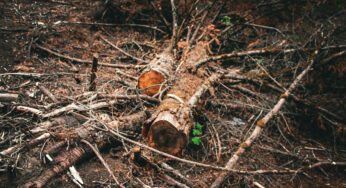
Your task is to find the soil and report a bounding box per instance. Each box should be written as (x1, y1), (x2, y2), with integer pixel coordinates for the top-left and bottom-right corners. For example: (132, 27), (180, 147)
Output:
(0, 0), (345, 188)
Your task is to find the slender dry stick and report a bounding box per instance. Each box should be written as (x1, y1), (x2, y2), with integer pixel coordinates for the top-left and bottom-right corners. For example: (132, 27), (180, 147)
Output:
(177, 0), (201, 40)
(150, 0), (170, 30)
(81, 139), (124, 188)
(89, 54), (98, 91)
(34, 45), (145, 69)
(210, 49), (319, 188)
(211, 0), (226, 24)
(170, 0), (178, 49)
(189, 0), (217, 45)
(193, 45), (346, 68)
(37, 85), (59, 103)
(100, 35), (149, 64)
(59, 21), (166, 34)
(106, 126), (346, 175)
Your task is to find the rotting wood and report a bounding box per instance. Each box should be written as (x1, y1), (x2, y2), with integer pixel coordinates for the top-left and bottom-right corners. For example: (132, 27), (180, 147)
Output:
(23, 146), (90, 188)
(142, 45), (222, 155)
(138, 47), (174, 96)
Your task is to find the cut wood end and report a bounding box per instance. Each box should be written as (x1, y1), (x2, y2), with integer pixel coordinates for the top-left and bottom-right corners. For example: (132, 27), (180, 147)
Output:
(148, 120), (187, 155)
(138, 70), (165, 96)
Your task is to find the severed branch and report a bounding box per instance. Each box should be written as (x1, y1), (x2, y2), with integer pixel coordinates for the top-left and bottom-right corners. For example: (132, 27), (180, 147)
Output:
(81, 139), (124, 188)
(56, 21), (166, 34)
(150, 0), (170, 30)
(210, 49), (320, 188)
(192, 45), (346, 68)
(177, 0), (201, 41)
(0, 133), (51, 156)
(16, 106), (43, 116)
(89, 54), (99, 91)
(100, 35), (149, 64)
(106, 124), (346, 175)
(38, 84), (59, 103)
(223, 73), (344, 122)
(24, 146), (90, 188)
(0, 93), (19, 102)
(170, 0), (178, 49)
(161, 162), (194, 187)
(42, 94), (158, 118)
(34, 45), (145, 69)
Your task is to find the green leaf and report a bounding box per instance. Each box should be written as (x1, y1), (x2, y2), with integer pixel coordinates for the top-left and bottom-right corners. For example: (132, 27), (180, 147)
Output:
(196, 122), (203, 130)
(193, 129), (202, 136)
(191, 137), (200, 145)
(221, 16), (231, 25)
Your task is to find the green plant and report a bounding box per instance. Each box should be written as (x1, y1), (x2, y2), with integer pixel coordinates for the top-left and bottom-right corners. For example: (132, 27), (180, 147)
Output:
(221, 15), (231, 25)
(191, 122), (203, 145)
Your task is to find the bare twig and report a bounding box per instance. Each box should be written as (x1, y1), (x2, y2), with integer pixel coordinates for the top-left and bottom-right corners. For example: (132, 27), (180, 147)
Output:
(16, 106), (43, 116)
(43, 94), (158, 118)
(150, 0), (170, 30)
(1, 133), (51, 156)
(57, 21), (166, 34)
(158, 174), (190, 188)
(38, 85), (59, 103)
(100, 35), (149, 64)
(0, 93), (19, 102)
(106, 125), (346, 175)
(193, 45), (346, 68)
(89, 54), (98, 91)
(210, 50), (319, 188)
(177, 0), (201, 40)
(34, 45), (145, 69)
(245, 23), (284, 36)
(81, 139), (124, 188)
(170, 0), (178, 49)
(160, 162), (194, 187)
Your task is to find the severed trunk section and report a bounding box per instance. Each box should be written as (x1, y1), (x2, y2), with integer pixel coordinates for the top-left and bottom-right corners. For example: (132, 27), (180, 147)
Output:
(144, 45), (213, 155)
(138, 47), (174, 96)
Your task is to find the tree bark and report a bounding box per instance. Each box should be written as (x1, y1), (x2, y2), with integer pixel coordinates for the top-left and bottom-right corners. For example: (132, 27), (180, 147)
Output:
(138, 47), (174, 96)
(143, 45), (214, 155)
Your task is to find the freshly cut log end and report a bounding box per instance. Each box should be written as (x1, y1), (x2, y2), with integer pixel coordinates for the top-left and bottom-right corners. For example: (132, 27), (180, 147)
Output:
(148, 111), (187, 155)
(138, 70), (165, 96)
(138, 47), (173, 96)
(148, 121), (187, 156)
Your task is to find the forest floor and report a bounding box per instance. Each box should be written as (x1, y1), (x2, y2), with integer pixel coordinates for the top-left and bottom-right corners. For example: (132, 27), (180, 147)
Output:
(0, 0), (345, 187)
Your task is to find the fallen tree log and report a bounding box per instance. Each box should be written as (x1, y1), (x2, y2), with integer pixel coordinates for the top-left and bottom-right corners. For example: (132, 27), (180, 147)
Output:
(142, 45), (221, 155)
(138, 47), (174, 96)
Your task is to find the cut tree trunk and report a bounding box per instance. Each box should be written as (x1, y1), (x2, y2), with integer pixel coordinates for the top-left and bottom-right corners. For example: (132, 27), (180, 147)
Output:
(138, 47), (174, 96)
(142, 45), (215, 155)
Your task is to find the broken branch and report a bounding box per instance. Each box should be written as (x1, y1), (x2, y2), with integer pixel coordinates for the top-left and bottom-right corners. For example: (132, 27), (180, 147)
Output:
(210, 50), (319, 188)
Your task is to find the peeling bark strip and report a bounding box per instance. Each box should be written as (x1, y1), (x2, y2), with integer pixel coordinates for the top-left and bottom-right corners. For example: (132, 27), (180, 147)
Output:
(24, 146), (90, 188)
(143, 45), (217, 155)
(138, 47), (174, 96)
